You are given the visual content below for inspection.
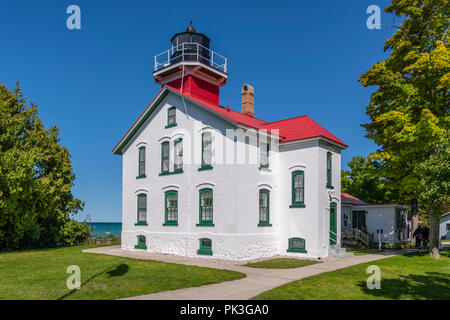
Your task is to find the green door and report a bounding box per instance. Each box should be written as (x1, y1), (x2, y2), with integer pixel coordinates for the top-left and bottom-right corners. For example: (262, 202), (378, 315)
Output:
(330, 203), (337, 245)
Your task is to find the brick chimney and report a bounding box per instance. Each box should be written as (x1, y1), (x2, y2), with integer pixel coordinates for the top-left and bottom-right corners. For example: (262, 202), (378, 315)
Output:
(241, 84), (254, 116)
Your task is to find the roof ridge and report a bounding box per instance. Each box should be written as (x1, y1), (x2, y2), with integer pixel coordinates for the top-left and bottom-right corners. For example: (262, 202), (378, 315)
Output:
(265, 114), (309, 125)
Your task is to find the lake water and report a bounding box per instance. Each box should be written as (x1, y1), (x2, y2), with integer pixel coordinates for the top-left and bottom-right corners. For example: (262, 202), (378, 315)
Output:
(87, 222), (122, 238)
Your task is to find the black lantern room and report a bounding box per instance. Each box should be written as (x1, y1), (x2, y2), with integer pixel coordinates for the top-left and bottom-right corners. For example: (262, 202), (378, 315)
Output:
(170, 22), (211, 65)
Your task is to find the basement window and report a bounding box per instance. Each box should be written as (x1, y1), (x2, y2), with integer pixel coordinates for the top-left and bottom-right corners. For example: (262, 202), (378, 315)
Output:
(135, 235), (147, 250)
(287, 237), (307, 253)
(197, 238), (212, 255)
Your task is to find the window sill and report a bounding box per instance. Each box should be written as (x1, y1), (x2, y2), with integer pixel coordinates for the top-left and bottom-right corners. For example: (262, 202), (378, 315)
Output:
(198, 165), (213, 171)
(165, 123), (177, 129)
(163, 222), (178, 226)
(289, 204), (306, 208)
(326, 184), (334, 189)
(135, 245), (147, 250)
(136, 174), (146, 179)
(259, 166), (271, 172)
(287, 248), (307, 253)
(197, 249), (212, 256)
(134, 222), (148, 226)
(196, 222), (215, 227)
(159, 170), (184, 176)
(258, 222), (272, 227)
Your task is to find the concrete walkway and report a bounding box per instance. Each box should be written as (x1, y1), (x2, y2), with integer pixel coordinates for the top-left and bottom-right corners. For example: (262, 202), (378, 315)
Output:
(82, 246), (401, 300)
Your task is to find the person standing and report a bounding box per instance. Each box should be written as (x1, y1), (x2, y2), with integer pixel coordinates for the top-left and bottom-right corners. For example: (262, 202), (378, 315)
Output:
(413, 225), (423, 248)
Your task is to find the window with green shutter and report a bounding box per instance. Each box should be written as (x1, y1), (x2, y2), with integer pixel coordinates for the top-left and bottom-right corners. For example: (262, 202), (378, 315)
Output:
(161, 141), (170, 173)
(166, 107), (177, 128)
(135, 194), (148, 226)
(199, 132), (212, 170)
(290, 171), (305, 208)
(174, 138), (183, 172)
(197, 188), (214, 226)
(137, 146), (146, 178)
(326, 152), (334, 189)
(197, 238), (212, 255)
(258, 189), (271, 226)
(260, 142), (269, 169)
(163, 190), (178, 226)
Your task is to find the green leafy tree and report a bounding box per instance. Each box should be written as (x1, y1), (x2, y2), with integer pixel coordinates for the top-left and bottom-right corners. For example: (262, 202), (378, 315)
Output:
(0, 82), (87, 249)
(342, 156), (399, 204)
(415, 137), (450, 258)
(359, 0), (449, 256)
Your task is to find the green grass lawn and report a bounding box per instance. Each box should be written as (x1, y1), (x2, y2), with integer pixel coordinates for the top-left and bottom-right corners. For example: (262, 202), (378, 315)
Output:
(252, 250), (450, 300)
(0, 245), (245, 300)
(245, 258), (320, 269)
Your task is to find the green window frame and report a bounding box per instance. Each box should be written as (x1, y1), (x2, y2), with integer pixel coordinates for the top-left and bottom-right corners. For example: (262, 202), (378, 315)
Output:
(258, 189), (272, 226)
(137, 146), (146, 178)
(199, 132), (213, 171)
(259, 141), (269, 169)
(161, 141), (170, 173)
(174, 138), (183, 172)
(135, 235), (147, 249)
(197, 188), (214, 226)
(446, 224), (450, 232)
(135, 194), (148, 225)
(163, 190), (178, 226)
(287, 237), (307, 253)
(290, 170), (305, 208)
(326, 152), (334, 189)
(197, 238), (212, 255)
(166, 107), (177, 128)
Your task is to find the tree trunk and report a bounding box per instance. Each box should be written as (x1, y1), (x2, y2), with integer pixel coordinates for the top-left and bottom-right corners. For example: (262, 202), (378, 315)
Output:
(429, 212), (440, 259)
(410, 198), (418, 247)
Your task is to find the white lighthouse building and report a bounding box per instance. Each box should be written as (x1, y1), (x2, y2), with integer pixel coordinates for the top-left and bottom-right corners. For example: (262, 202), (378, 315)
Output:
(113, 23), (349, 260)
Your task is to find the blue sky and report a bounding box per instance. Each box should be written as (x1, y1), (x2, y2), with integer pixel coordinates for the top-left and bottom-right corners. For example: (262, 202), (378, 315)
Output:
(1, 0), (395, 222)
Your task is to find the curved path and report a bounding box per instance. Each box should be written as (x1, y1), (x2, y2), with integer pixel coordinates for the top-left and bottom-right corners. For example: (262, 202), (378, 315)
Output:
(83, 246), (401, 300)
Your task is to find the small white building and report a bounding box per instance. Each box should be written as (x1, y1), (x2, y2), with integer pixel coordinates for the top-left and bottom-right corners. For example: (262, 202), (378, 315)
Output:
(341, 193), (409, 245)
(440, 213), (450, 240)
(113, 24), (349, 260)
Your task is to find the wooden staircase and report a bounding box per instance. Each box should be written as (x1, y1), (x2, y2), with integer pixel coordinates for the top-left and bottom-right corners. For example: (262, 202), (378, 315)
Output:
(342, 228), (374, 248)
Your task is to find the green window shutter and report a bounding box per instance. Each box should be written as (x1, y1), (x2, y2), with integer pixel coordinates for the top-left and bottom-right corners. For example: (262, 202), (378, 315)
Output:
(163, 190), (178, 226)
(197, 238), (212, 255)
(290, 171), (305, 208)
(200, 132), (212, 170)
(135, 235), (147, 249)
(326, 152), (334, 189)
(197, 188), (214, 226)
(258, 189), (271, 226)
(260, 142), (269, 168)
(287, 237), (307, 253)
(174, 138), (183, 172)
(166, 107), (177, 128)
(161, 142), (170, 173)
(137, 147), (146, 178)
(135, 194), (148, 225)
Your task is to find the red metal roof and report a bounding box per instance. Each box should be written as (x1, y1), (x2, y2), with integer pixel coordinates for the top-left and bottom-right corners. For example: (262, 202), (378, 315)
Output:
(113, 86), (348, 154)
(165, 85), (347, 147)
(341, 193), (369, 206)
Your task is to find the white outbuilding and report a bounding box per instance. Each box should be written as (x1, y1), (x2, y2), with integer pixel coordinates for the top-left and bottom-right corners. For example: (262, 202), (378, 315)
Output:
(113, 24), (349, 260)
